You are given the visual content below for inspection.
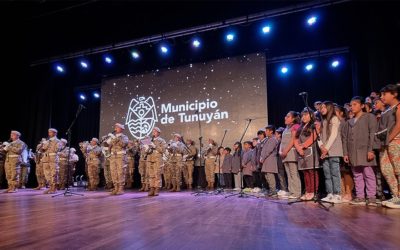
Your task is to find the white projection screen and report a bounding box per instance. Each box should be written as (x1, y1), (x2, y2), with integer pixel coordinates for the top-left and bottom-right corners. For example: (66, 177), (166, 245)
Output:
(100, 52), (268, 149)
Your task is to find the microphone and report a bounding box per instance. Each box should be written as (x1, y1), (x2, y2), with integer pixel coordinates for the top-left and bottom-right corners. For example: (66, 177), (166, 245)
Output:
(245, 118), (253, 121)
(80, 104), (87, 109)
(298, 92), (308, 96)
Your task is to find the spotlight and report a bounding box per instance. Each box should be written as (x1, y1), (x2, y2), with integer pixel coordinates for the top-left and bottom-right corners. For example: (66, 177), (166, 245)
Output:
(104, 56), (112, 64)
(55, 64), (64, 73)
(93, 92), (100, 98)
(131, 51), (140, 59)
(80, 61), (89, 69)
(331, 60), (340, 68)
(192, 39), (201, 48)
(262, 25), (271, 34)
(79, 94), (86, 100)
(305, 64), (314, 71)
(281, 66), (289, 74)
(226, 33), (235, 42)
(307, 16), (317, 26)
(160, 46), (168, 54)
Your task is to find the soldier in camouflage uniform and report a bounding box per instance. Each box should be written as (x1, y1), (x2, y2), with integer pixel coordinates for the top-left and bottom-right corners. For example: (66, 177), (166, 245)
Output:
(3, 130), (26, 193)
(167, 134), (187, 192)
(41, 128), (61, 194)
(58, 139), (69, 190)
(146, 127), (167, 196)
(85, 138), (102, 191)
(68, 148), (79, 186)
(204, 139), (218, 190)
(18, 146), (33, 189)
(33, 138), (47, 190)
(138, 138), (149, 192)
(125, 140), (137, 189)
(100, 138), (113, 191)
(162, 151), (172, 190)
(108, 123), (129, 195)
(183, 139), (197, 190)
(0, 143), (6, 189)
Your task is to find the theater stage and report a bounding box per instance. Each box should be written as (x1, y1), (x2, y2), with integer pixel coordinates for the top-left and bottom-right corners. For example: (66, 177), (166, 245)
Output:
(0, 189), (399, 250)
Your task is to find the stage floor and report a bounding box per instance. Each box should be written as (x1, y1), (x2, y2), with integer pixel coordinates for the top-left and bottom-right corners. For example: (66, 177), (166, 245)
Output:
(0, 189), (399, 250)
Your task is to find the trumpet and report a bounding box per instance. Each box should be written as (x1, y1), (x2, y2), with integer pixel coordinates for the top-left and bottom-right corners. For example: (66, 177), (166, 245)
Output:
(0, 140), (12, 151)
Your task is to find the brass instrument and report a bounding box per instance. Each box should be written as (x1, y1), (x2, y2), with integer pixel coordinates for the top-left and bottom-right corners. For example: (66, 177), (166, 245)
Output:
(79, 141), (90, 158)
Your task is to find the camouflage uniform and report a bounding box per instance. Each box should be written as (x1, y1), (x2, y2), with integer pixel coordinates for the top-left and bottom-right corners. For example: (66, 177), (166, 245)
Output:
(162, 152), (172, 190)
(125, 143), (137, 189)
(146, 136), (167, 196)
(18, 147), (32, 189)
(101, 142), (113, 190)
(0, 147), (6, 188)
(109, 133), (129, 195)
(42, 137), (61, 194)
(204, 144), (218, 189)
(68, 149), (79, 186)
(168, 141), (186, 192)
(138, 145), (149, 191)
(4, 139), (25, 192)
(183, 144), (197, 189)
(86, 145), (102, 191)
(58, 146), (70, 190)
(33, 142), (46, 190)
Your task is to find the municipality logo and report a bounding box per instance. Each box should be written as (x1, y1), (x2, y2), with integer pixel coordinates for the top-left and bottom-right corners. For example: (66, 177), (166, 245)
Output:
(126, 96), (158, 139)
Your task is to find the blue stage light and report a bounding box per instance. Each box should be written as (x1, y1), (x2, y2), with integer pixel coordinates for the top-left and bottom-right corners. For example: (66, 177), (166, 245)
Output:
(192, 39), (201, 48)
(305, 64), (314, 71)
(281, 66), (289, 74)
(56, 65), (64, 73)
(262, 26), (271, 34)
(331, 60), (340, 68)
(307, 16), (317, 26)
(79, 94), (86, 100)
(160, 46), (168, 54)
(80, 61), (89, 68)
(93, 92), (100, 98)
(226, 33), (235, 42)
(104, 56), (112, 64)
(131, 51), (140, 59)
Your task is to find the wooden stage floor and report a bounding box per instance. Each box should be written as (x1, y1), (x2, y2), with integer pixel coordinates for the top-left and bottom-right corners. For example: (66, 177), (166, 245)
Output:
(1, 189), (399, 250)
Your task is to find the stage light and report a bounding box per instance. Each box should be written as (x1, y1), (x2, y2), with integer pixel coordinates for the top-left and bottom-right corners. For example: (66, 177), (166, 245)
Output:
(331, 60), (340, 68)
(226, 33), (235, 42)
(305, 64), (314, 71)
(131, 51), (140, 59)
(104, 56), (112, 64)
(160, 45), (168, 54)
(79, 94), (86, 101)
(192, 39), (201, 48)
(280, 66), (289, 74)
(262, 25), (271, 34)
(55, 64), (64, 73)
(80, 60), (89, 69)
(93, 92), (100, 98)
(307, 16), (317, 26)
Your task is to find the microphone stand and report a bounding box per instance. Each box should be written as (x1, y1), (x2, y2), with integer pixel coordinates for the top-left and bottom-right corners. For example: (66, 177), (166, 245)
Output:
(53, 105), (85, 197)
(213, 129), (227, 195)
(288, 93), (333, 210)
(225, 119), (259, 199)
(192, 110), (210, 196)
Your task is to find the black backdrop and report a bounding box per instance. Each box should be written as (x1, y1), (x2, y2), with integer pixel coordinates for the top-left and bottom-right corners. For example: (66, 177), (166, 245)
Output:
(1, 1), (399, 187)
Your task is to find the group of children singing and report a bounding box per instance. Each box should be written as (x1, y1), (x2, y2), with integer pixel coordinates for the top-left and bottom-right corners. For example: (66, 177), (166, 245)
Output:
(214, 84), (400, 209)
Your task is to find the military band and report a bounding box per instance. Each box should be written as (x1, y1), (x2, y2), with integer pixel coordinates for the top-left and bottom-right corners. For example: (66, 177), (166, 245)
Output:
(1, 124), (232, 197)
